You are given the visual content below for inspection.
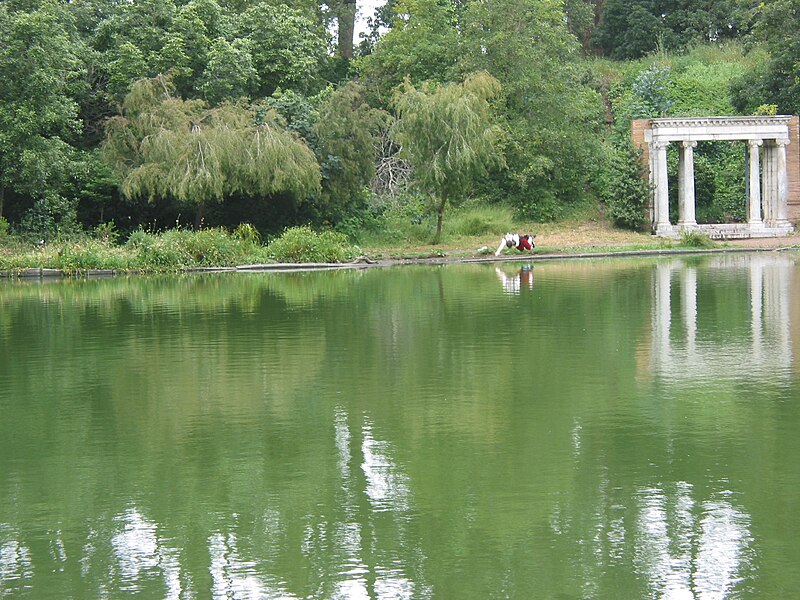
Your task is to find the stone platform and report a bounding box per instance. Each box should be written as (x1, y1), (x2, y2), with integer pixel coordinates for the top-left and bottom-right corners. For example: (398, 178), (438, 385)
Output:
(656, 223), (796, 240)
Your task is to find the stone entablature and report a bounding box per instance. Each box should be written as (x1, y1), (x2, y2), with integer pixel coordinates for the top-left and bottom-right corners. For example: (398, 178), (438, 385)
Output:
(649, 116), (792, 141)
(632, 116), (799, 238)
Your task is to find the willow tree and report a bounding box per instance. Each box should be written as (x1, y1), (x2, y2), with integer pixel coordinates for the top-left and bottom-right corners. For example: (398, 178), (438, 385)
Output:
(392, 72), (504, 244)
(103, 75), (320, 226)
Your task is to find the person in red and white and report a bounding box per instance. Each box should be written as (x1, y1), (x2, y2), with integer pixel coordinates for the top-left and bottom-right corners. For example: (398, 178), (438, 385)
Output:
(495, 233), (535, 256)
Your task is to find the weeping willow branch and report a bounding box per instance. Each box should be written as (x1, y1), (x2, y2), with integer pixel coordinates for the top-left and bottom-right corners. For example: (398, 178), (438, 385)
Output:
(102, 75), (321, 222)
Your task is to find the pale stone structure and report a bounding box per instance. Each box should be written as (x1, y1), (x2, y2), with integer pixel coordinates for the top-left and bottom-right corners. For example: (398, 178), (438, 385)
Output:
(631, 116), (800, 238)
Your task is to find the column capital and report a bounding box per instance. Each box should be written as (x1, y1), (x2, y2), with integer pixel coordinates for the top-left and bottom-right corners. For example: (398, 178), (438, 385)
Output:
(681, 140), (698, 149)
(776, 138), (791, 147)
(748, 139), (763, 149)
(651, 140), (670, 150)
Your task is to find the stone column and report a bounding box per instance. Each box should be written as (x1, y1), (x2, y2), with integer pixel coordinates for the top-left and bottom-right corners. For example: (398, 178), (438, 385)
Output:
(652, 141), (672, 235)
(774, 138), (791, 227)
(678, 141), (697, 229)
(762, 141), (776, 225)
(747, 139), (763, 227)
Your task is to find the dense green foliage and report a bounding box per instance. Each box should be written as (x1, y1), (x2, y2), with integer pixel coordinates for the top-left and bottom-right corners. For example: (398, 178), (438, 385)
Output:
(731, 0), (800, 116)
(591, 0), (746, 60)
(103, 74), (321, 227)
(597, 137), (649, 230)
(264, 225), (359, 262)
(0, 0), (796, 260)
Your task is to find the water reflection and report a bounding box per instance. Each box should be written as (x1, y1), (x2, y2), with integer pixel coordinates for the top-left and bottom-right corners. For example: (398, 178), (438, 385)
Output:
(0, 525), (33, 585)
(209, 531), (291, 599)
(361, 422), (411, 513)
(495, 265), (534, 294)
(635, 484), (752, 600)
(112, 508), (182, 597)
(648, 255), (795, 382)
(329, 408), (420, 599)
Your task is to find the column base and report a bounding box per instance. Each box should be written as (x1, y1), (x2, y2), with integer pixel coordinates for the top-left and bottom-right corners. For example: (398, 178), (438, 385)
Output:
(654, 223), (679, 238)
(767, 219), (793, 229)
(690, 223), (795, 239)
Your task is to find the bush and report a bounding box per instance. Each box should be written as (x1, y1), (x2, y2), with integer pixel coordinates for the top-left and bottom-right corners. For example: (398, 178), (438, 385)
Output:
(679, 230), (715, 248)
(349, 192), (435, 245)
(334, 207), (385, 242)
(95, 221), (120, 244)
(265, 225), (358, 262)
(598, 139), (650, 230)
(124, 227), (266, 269)
(18, 194), (82, 242)
(233, 223), (261, 245)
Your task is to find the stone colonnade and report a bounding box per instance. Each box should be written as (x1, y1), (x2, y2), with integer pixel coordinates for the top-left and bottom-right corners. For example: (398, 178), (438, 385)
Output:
(632, 116), (798, 238)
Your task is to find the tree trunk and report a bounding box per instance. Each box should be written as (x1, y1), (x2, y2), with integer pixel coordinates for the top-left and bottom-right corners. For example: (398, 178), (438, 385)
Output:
(195, 201), (206, 229)
(0, 184), (4, 220)
(433, 194), (446, 244)
(337, 0), (356, 59)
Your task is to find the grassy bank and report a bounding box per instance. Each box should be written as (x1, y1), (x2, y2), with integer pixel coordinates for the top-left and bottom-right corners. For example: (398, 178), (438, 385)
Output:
(0, 226), (360, 274)
(1, 208), (796, 275)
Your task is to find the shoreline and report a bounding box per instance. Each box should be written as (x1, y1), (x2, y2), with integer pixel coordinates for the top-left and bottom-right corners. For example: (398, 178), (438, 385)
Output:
(3, 240), (799, 279)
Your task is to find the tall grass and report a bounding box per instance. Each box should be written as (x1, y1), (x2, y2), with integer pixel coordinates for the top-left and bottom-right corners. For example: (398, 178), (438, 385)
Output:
(354, 201), (517, 247)
(125, 227), (268, 268)
(678, 230), (716, 248)
(444, 205), (515, 237)
(265, 226), (360, 262)
(0, 225), (363, 273)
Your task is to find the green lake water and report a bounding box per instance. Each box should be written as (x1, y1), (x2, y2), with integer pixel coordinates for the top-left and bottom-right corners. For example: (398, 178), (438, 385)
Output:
(1, 254), (799, 599)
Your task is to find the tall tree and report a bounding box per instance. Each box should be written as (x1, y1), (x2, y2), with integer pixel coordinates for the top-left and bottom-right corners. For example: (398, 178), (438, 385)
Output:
(592, 0), (664, 60)
(357, 0), (462, 103)
(233, 2), (328, 97)
(0, 1), (85, 219)
(732, 0), (800, 115)
(313, 81), (389, 220)
(103, 75), (321, 226)
(330, 0), (357, 59)
(592, 0), (746, 60)
(564, 0), (604, 54)
(199, 38), (258, 104)
(461, 0), (604, 218)
(392, 72), (504, 244)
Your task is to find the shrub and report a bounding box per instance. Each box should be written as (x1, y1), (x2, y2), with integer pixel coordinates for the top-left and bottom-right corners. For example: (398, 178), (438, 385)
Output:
(95, 221), (120, 245)
(349, 192), (434, 246)
(124, 227), (266, 269)
(679, 230), (715, 248)
(598, 139), (650, 230)
(233, 223), (261, 245)
(18, 194), (82, 242)
(54, 240), (132, 273)
(265, 225), (358, 262)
